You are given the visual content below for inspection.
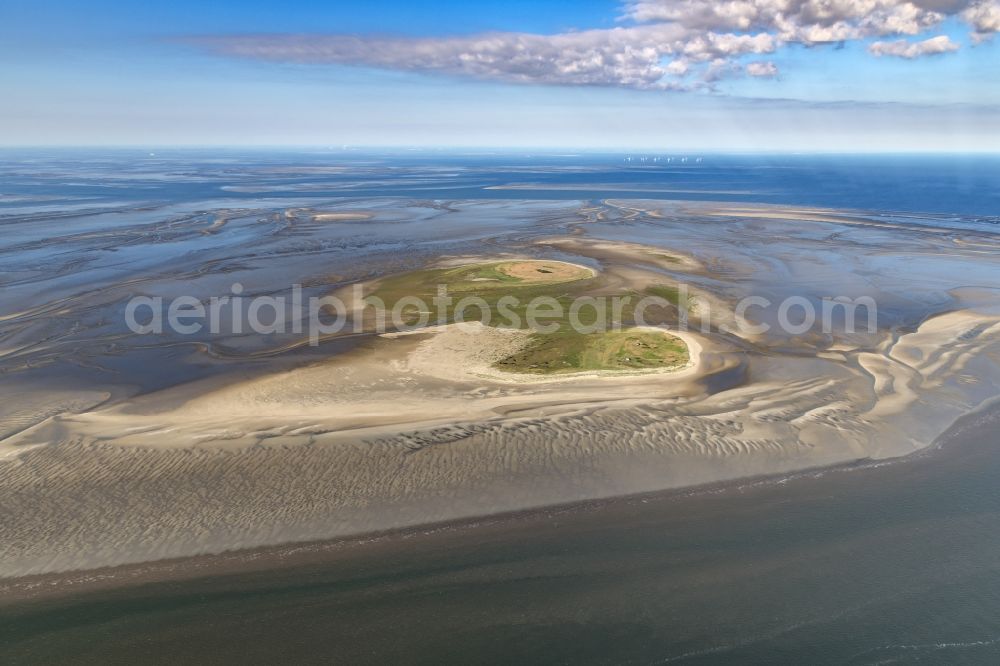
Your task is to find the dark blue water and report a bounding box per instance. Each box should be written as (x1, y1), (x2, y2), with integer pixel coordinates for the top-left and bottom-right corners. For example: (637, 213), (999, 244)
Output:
(2, 150), (998, 220)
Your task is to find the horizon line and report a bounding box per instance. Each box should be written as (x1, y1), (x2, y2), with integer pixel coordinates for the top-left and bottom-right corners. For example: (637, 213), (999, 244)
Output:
(2, 145), (1000, 156)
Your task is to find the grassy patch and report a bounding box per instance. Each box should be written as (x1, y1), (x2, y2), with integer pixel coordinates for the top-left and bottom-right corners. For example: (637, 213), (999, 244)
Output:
(461, 263), (524, 284)
(368, 260), (599, 327)
(364, 260), (690, 375)
(646, 284), (691, 307)
(496, 328), (689, 374)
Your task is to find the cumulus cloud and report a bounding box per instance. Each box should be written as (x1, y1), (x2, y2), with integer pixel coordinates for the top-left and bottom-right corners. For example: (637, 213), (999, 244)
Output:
(962, 0), (1000, 40)
(624, 0), (947, 39)
(746, 61), (780, 76)
(190, 0), (997, 90)
(869, 34), (960, 56)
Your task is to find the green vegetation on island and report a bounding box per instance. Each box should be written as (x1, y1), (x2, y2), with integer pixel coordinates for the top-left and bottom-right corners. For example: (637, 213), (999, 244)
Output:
(495, 327), (689, 374)
(366, 259), (690, 374)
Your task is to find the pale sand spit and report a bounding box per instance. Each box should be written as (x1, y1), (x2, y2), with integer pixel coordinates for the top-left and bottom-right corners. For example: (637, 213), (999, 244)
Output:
(2, 307), (998, 576)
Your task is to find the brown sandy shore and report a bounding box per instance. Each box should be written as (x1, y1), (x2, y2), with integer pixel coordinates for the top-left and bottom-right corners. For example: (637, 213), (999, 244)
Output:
(2, 400), (1000, 666)
(0, 444), (933, 605)
(2, 203), (1000, 580)
(0, 393), (986, 605)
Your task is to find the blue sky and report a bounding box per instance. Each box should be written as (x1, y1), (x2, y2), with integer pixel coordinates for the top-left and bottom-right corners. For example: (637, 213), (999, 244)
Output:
(1, 0), (998, 150)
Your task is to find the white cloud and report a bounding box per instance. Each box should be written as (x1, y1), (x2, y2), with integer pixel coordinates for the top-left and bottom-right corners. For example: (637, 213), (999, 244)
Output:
(746, 61), (780, 76)
(962, 0), (1000, 40)
(191, 0), (998, 90)
(680, 32), (777, 60)
(869, 34), (960, 56)
(665, 59), (691, 75)
(196, 26), (680, 89)
(194, 24), (781, 90)
(625, 0), (999, 46)
(624, 0), (948, 39)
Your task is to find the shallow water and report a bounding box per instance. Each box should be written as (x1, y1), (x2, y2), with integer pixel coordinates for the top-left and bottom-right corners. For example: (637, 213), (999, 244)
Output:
(3, 151), (998, 392)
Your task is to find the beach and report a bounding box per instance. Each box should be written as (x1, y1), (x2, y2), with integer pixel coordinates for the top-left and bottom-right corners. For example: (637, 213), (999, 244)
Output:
(3, 398), (1000, 664)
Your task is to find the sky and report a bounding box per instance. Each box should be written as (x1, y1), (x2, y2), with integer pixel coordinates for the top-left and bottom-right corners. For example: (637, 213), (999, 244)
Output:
(1, 0), (998, 150)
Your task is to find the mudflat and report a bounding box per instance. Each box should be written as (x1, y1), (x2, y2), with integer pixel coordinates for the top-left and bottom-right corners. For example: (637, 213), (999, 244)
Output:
(2, 197), (1000, 578)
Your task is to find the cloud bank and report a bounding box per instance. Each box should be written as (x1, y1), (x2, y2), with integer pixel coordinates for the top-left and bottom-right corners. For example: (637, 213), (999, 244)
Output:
(869, 34), (960, 56)
(193, 25), (777, 90)
(192, 0), (998, 89)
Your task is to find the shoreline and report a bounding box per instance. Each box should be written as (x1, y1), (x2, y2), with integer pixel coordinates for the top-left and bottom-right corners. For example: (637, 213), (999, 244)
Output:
(384, 322), (701, 384)
(0, 430), (939, 603)
(1, 393), (992, 605)
(5, 399), (1000, 665)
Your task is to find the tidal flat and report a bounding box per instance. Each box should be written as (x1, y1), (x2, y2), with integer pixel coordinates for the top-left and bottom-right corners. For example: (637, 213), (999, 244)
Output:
(1, 153), (1000, 581)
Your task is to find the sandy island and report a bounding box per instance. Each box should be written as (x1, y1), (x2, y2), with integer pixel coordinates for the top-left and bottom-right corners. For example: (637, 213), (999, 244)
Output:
(2, 224), (1000, 578)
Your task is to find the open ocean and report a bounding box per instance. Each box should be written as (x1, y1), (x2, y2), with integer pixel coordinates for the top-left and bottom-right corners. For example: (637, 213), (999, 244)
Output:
(1, 149), (999, 219)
